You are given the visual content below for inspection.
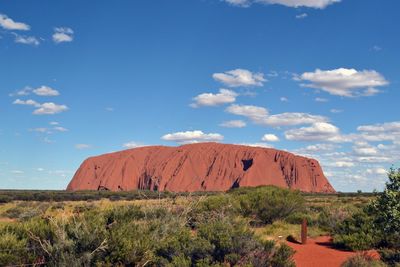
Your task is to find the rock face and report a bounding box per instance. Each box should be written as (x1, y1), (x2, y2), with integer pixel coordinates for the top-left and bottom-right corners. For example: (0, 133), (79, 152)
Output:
(67, 143), (335, 193)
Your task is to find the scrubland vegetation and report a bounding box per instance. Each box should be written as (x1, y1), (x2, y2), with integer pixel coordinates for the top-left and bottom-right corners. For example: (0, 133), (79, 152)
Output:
(0, 168), (398, 266)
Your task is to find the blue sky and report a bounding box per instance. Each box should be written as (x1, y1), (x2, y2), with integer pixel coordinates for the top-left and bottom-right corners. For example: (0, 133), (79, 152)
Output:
(1, 0), (399, 191)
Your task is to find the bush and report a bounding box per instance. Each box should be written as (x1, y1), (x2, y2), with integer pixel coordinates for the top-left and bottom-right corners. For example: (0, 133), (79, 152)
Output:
(333, 211), (379, 251)
(379, 249), (400, 266)
(333, 168), (400, 254)
(341, 253), (387, 267)
(232, 186), (305, 224)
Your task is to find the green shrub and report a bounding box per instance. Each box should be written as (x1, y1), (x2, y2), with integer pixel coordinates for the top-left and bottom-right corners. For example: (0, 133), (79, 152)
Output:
(333, 168), (400, 253)
(369, 168), (400, 248)
(341, 253), (387, 267)
(333, 211), (379, 251)
(379, 249), (400, 266)
(232, 186), (305, 224)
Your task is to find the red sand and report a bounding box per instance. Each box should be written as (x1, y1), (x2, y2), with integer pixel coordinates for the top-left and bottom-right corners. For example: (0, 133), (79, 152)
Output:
(287, 236), (380, 267)
(67, 142), (335, 193)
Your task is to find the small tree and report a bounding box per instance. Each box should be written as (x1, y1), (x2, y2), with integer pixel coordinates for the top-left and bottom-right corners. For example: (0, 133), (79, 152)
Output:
(370, 168), (400, 247)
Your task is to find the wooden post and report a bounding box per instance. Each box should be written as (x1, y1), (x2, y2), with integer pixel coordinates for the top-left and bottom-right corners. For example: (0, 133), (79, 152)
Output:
(301, 218), (307, 244)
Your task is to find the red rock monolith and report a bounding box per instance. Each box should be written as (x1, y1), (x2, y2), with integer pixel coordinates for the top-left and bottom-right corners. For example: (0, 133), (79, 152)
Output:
(67, 143), (335, 193)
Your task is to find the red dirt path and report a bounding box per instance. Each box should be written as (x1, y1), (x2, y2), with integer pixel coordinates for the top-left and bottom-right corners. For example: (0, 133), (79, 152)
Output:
(287, 236), (379, 267)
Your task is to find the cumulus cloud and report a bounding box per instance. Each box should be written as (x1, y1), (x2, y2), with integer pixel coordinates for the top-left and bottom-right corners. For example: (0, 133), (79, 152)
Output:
(122, 141), (148, 149)
(13, 99), (40, 107)
(52, 27), (74, 43)
(13, 98), (68, 115)
(280, 97), (289, 102)
(284, 122), (347, 142)
(13, 33), (39, 46)
(333, 161), (355, 168)
(10, 86), (60, 97)
(261, 134), (280, 142)
(307, 143), (337, 151)
(239, 142), (273, 148)
(161, 130), (224, 144)
(0, 14), (30, 30)
(191, 89), (238, 107)
(263, 113), (327, 127)
(219, 120), (246, 128)
(226, 104), (269, 123)
(33, 102), (68, 115)
(357, 121), (400, 142)
(366, 168), (387, 175)
(226, 104), (328, 127)
(9, 87), (32, 97)
(213, 69), (266, 87)
(33, 86), (60, 96)
(298, 68), (389, 97)
(223, 0), (340, 9)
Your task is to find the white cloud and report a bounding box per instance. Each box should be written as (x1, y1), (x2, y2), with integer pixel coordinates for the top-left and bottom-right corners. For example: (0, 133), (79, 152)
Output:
(334, 161), (355, 168)
(161, 130), (224, 144)
(366, 168), (387, 175)
(191, 89), (238, 107)
(284, 122), (346, 142)
(0, 14), (30, 30)
(49, 121), (59, 125)
(13, 99), (40, 107)
(223, 0), (340, 9)
(11, 86), (60, 97)
(9, 87), (32, 97)
(263, 113), (328, 126)
(33, 102), (68, 115)
(52, 27), (74, 43)
(280, 97), (289, 102)
(296, 13), (308, 19)
(122, 141), (148, 149)
(226, 104), (269, 124)
(261, 134), (279, 142)
(13, 33), (39, 46)
(224, 0), (251, 7)
(213, 69), (266, 87)
(299, 68), (389, 97)
(14, 99), (68, 115)
(75, 144), (91, 150)
(219, 120), (246, 128)
(300, 143), (338, 152)
(239, 142), (273, 148)
(353, 146), (378, 156)
(33, 86), (60, 96)
(357, 121), (400, 133)
(356, 121), (400, 142)
(226, 104), (328, 127)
